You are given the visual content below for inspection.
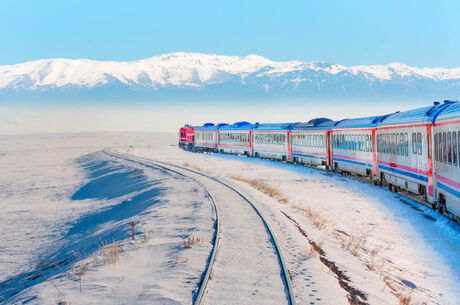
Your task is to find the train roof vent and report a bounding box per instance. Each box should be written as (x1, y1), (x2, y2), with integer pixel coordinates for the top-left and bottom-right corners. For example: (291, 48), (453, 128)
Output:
(216, 123), (228, 127)
(433, 101), (440, 105)
(204, 123), (214, 127)
(234, 121), (250, 127)
(306, 117), (332, 126)
(444, 100), (458, 104)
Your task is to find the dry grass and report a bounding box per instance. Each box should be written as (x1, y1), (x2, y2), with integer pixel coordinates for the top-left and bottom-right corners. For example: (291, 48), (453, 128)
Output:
(68, 262), (88, 292)
(100, 241), (121, 264)
(129, 221), (136, 240)
(141, 232), (152, 243)
(183, 162), (204, 172)
(183, 236), (201, 248)
(397, 294), (412, 305)
(340, 232), (366, 257)
(306, 241), (323, 259)
(228, 174), (289, 204)
(56, 296), (71, 305)
(303, 207), (331, 230)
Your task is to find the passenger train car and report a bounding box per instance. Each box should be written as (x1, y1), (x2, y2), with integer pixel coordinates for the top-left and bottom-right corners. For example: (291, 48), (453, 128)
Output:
(291, 118), (333, 167)
(252, 123), (298, 161)
(375, 104), (451, 202)
(218, 122), (258, 156)
(332, 115), (392, 179)
(194, 123), (227, 152)
(433, 102), (460, 218)
(179, 100), (460, 222)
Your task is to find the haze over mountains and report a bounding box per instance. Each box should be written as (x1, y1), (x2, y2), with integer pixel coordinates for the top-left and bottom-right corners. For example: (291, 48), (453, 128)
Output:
(1, 52), (460, 102)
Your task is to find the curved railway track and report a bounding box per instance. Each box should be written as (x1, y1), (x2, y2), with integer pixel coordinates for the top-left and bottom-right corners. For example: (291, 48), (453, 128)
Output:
(104, 150), (296, 305)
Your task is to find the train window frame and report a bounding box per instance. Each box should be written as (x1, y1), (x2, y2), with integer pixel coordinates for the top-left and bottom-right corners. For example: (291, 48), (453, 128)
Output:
(448, 132), (452, 164)
(366, 135), (370, 152)
(404, 133), (408, 156)
(434, 133), (438, 161)
(383, 134), (387, 154)
(417, 132), (422, 155)
(453, 131), (457, 166)
(439, 133), (443, 162)
(443, 132), (447, 163)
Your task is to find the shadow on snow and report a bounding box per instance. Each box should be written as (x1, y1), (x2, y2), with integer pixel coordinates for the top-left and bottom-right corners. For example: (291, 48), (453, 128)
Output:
(0, 153), (165, 303)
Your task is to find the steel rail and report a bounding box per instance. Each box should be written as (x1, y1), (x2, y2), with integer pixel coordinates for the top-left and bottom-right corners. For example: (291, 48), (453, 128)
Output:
(103, 150), (220, 305)
(105, 150), (296, 305)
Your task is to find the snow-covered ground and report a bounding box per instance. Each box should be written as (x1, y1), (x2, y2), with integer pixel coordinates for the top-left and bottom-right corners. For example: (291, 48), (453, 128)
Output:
(1, 132), (459, 305)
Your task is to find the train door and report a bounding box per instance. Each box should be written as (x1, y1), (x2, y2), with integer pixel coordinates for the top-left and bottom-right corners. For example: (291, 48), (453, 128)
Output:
(326, 131), (333, 169)
(372, 129), (377, 177)
(287, 131), (292, 161)
(426, 125), (434, 199)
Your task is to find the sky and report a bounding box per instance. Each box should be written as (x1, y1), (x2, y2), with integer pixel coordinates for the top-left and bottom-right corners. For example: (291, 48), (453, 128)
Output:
(1, 0), (460, 67)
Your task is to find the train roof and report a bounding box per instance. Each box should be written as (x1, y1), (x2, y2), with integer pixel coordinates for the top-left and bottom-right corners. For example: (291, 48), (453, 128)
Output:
(195, 122), (228, 131)
(219, 121), (259, 131)
(333, 115), (391, 129)
(292, 118), (334, 131)
(378, 101), (454, 126)
(434, 101), (460, 122)
(253, 122), (299, 131)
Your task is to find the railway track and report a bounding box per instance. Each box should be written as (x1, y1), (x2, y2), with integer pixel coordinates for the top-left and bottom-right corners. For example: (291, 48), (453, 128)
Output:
(104, 150), (296, 305)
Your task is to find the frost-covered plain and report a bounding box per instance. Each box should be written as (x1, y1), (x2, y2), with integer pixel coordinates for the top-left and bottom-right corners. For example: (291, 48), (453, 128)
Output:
(1, 132), (459, 305)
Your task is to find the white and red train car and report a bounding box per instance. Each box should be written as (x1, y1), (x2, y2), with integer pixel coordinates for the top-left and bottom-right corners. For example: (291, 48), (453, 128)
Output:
(291, 118), (334, 167)
(252, 123), (298, 161)
(194, 123), (228, 152)
(330, 115), (387, 179)
(433, 102), (460, 219)
(375, 102), (451, 202)
(218, 121), (258, 156)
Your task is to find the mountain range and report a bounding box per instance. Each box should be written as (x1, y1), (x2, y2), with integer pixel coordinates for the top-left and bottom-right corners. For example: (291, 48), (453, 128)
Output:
(1, 52), (459, 101)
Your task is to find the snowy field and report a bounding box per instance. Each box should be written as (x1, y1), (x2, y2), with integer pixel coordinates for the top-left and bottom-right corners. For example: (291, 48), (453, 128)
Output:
(1, 132), (459, 305)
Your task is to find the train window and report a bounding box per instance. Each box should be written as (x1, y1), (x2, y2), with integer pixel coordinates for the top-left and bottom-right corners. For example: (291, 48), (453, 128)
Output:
(448, 132), (452, 164)
(438, 133), (442, 162)
(366, 135), (370, 152)
(399, 133), (403, 155)
(382, 133), (387, 154)
(396, 133), (400, 155)
(434, 133), (438, 161)
(389, 134), (393, 155)
(404, 133), (409, 156)
(443, 132), (447, 163)
(377, 135), (380, 152)
(417, 133), (422, 155)
(387, 133), (390, 154)
(412, 133), (416, 154)
(454, 132), (458, 166)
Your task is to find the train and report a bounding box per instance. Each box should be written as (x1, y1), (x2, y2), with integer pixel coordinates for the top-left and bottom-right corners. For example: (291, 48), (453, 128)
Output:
(178, 100), (460, 222)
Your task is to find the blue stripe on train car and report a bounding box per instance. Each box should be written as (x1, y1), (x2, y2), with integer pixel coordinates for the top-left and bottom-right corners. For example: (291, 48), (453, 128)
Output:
(334, 157), (372, 168)
(438, 182), (460, 198)
(293, 153), (326, 160)
(378, 165), (428, 182)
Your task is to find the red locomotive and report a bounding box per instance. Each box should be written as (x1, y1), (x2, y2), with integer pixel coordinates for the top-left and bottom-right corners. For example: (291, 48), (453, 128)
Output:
(178, 125), (196, 151)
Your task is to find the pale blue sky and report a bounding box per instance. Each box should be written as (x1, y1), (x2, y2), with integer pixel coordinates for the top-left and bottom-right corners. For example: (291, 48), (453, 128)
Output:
(1, 0), (459, 67)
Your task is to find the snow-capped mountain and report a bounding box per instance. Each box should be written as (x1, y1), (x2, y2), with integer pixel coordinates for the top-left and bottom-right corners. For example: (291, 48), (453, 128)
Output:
(1, 52), (460, 100)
